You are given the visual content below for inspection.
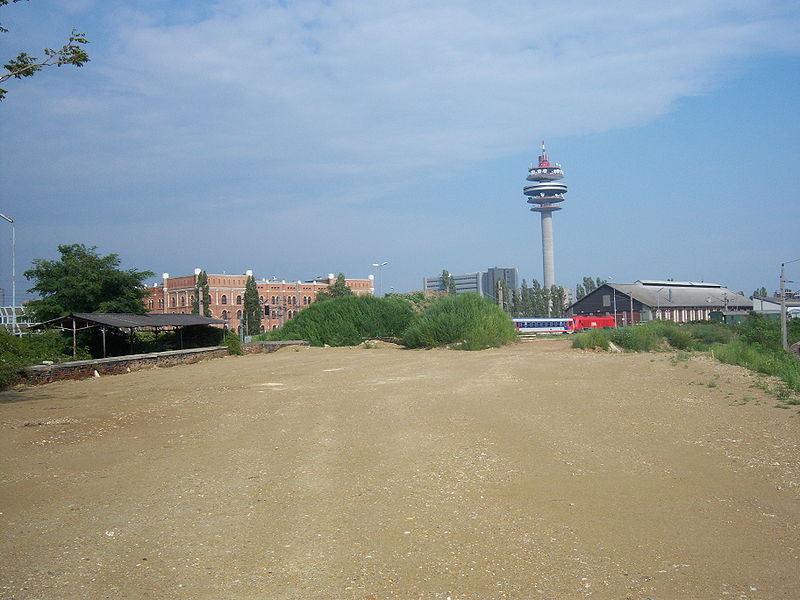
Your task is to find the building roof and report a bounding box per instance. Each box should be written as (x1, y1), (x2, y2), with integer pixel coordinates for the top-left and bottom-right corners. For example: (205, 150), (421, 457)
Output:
(35, 312), (225, 331)
(611, 281), (751, 309)
(571, 280), (752, 310)
(755, 296), (800, 309)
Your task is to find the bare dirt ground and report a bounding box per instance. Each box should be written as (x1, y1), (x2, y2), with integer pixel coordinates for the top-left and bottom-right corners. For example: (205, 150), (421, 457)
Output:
(1, 340), (798, 600)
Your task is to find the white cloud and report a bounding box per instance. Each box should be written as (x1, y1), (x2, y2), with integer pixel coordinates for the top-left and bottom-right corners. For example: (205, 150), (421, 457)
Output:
(83, 0), (796, 192)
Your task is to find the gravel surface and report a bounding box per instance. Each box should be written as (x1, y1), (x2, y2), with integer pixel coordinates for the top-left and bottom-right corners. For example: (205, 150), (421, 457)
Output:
(1, 341), (798, 599)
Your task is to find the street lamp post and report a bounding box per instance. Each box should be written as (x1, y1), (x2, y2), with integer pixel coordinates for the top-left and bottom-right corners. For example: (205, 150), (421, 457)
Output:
(608, 277), (617, 327)
(0, 214), (16, 335)
(655, 287), (666, 320)
(372, 261), (388, 297)
(780, 258), (800, 350)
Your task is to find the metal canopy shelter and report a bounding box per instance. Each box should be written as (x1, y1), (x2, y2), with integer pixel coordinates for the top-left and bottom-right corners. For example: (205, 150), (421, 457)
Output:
(33, 313), (225, 358)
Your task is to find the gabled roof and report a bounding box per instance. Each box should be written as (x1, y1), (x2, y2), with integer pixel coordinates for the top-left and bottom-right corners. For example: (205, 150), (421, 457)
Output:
(755, 297), (800, 308)
(34, 312), (225, 331)
(571, 281), (752, 310)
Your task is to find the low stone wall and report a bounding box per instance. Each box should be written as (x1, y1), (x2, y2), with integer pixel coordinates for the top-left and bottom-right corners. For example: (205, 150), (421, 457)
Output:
(242, 340), (309, 354)
(21, 340), (309, 386)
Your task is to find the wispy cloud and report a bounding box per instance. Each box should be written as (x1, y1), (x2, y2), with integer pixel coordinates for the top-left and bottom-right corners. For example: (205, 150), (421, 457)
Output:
(2, 0), (798, 292)
(31, 0), (791, 208)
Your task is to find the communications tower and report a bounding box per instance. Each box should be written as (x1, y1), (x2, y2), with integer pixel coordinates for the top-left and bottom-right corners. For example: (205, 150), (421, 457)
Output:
(524, 141), (567, 289)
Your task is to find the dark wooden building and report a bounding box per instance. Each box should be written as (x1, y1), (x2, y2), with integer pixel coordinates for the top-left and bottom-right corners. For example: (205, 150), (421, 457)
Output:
(569, 280), (752, 326)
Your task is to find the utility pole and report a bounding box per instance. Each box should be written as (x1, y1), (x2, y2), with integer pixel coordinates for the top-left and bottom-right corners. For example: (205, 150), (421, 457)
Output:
(0, 214), (16, 334)
(372, 261), (388, 297)
(496, 281), (504, 311)
(195, 268), (205, 317)
(780, 258), (800, 350)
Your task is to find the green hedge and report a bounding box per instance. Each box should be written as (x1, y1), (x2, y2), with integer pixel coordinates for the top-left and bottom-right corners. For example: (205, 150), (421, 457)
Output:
(0, 329), (82, 389)
(223, 330), (243, 355)
(262, 295), (415, 347)
(713, 340), (800, 395)
(401, 293), (517, 350)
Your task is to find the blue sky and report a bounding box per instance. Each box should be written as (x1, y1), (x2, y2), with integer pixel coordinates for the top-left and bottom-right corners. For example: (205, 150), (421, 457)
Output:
(1, 0), (799, 302)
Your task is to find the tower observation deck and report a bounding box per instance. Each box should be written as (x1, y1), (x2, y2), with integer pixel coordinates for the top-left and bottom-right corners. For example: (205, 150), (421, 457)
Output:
(524, 141), (567, 289)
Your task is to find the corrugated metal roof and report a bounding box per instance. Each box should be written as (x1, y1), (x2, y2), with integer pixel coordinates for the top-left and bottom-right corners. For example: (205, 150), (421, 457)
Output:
(606, 283), (752, 309)
(37, 313), (225, 330)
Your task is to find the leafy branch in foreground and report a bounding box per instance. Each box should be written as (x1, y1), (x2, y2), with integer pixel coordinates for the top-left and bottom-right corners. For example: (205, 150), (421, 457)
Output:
(1, 0), (89, 100)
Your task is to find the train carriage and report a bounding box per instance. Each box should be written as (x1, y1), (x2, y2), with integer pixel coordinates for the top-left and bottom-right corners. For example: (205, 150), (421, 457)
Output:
(513, 317), (574, 335)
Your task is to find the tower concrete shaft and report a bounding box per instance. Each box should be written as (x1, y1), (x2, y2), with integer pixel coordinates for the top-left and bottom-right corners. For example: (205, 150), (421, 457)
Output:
(540, 210), (555, 288)
(523, 141), (566, 289)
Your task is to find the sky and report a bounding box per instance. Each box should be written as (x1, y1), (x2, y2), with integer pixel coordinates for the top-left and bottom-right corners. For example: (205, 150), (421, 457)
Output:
(1, 0), (799, 303)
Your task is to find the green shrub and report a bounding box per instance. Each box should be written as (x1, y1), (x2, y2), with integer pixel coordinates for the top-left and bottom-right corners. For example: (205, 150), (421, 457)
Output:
(265, 295), (415, 347)
(571, 328), (611, 350)
(223, 330), (243, 355)
(736, 313), (781, 350)
(610, 324), (661, 352)
(401, 293), (517, 350)
(665, 328), (695, 350)
(0, 329), (78, 389)
(713, 340), (800, 396)
(683, 322), (735, 348)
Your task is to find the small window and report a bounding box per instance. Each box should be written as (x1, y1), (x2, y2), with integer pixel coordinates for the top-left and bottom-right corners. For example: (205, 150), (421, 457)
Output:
(602, 294), (611, 307)
(180, 296), (186, 306)
(236, 295), (242, 305)
(236, 310), (242, 319)
(221, 295), (228, 305)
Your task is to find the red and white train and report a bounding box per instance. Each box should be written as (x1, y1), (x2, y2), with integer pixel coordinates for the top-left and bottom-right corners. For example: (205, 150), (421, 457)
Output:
(513, 315), (616, 335)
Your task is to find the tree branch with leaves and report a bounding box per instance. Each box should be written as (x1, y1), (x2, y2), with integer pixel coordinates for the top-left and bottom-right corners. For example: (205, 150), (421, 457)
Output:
(1, 0), (89, 101)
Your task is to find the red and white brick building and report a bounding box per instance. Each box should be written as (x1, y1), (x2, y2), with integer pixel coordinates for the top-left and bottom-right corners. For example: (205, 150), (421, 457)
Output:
(144, 270), (374, 333)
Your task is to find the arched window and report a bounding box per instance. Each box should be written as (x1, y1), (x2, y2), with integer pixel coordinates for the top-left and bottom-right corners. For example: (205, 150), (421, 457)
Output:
(237, 310), (242, 320)
(171, 297), (176, 307)
(221, 310), (228, 320)
(264, 306), (270, 317)
(180, 296), (186, 306)
(159, 298), (164, 308)
(236, 295), (242, 305)
(221, 295), (227, 305)
(148, 299), (154, 309)
(259, 296), (264, 304)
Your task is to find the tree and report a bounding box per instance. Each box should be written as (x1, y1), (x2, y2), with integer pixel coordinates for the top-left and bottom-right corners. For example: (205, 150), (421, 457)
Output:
(550, 285), (567, 317)
(752, 286), (769, 299)
(316, 273), (353, 302)
(328, 273), (354, 298)
(440, 269), (456, 295)
(576, 276), (606, 300)
(24, 244), (153, 322)
(242, 274), (262, 336)
(496, 278), (510, 312)
(191, 270), (212, 317)
(1, 0), (90, 101)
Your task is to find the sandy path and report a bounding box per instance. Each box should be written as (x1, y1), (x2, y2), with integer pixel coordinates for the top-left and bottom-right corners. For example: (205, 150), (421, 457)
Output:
(1, 341), (798, 599)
